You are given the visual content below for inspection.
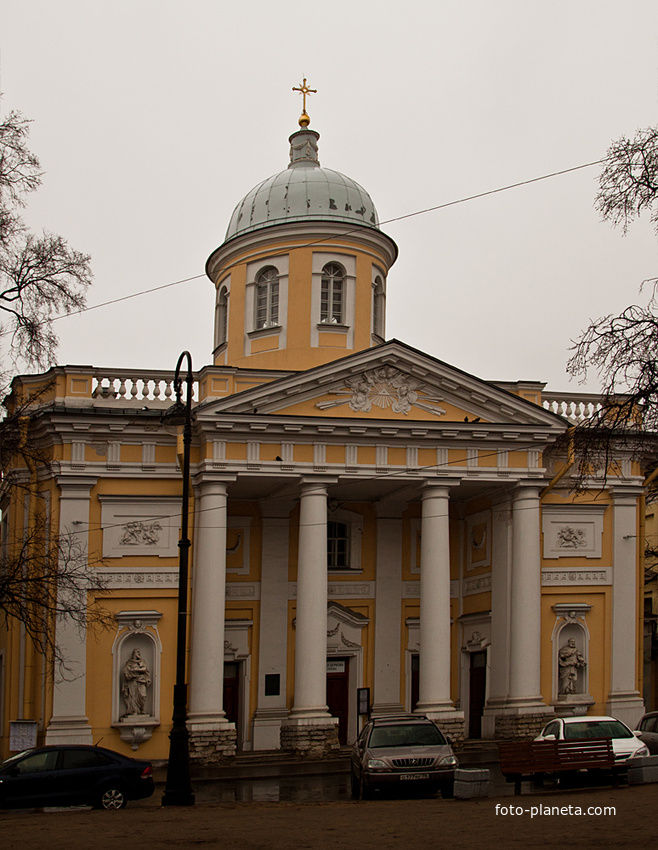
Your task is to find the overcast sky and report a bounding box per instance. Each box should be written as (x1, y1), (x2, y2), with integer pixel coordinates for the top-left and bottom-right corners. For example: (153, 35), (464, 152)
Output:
(2, 0), (657, 393)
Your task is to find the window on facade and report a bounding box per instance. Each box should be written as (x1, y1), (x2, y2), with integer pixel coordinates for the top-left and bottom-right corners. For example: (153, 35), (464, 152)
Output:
(320, 263), (345, 324)
(255, 267), (279, 329)
(372, 275), (384, 337)
(327, 520), (349, 569)
(216, 286), (228, 345)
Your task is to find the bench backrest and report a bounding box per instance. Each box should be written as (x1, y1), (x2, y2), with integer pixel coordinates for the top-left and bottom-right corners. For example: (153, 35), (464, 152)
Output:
(498, 737), (615, 774)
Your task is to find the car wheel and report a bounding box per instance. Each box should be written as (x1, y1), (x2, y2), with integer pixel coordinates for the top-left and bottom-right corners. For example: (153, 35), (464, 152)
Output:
(96, 786), (127, 810)
(440, 781), (455, 799)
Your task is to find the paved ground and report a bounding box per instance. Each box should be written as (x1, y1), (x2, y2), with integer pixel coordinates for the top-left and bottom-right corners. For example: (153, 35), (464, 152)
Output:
(0, 782), (655, 849)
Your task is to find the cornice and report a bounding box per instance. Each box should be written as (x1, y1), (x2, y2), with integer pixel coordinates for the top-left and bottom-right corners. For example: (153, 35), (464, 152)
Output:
(206, 219), (398, 283)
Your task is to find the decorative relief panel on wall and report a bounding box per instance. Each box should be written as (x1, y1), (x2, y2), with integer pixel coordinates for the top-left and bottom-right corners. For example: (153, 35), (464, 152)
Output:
(315, 366), (447, 417)
(289, 582), (374, 599)
(101, 569), (179, 588)
(541, 568), (611, 586)
(327, 602), (369, 655)
(226, 516), (252, 575)
(403, 580), (459, 599)
(120, 521), (162, 546)
(542, 505), (606, 559)
(100, 496), (182, 559)
(466, 510), (491, 571)
(463, 573), (492, 596)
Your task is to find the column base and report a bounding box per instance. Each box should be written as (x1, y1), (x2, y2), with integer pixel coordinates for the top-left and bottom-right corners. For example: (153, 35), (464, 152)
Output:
(605, 692), (645, 728)
(482, 697), (554, 740)
(188, 720), (237, 763)
(252, 707), (290, 751)
(280, 717), (340, 758)
(371, 703), (405, 718)
(45, 716), (93, 746)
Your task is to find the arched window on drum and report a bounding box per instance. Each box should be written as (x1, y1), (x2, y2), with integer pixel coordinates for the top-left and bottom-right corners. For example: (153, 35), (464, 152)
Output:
(255, 266), (279, 329)
(320, 262), (345, 325)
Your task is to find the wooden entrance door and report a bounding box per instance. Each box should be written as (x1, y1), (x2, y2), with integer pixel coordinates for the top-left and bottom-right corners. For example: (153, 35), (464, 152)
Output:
(468, 651), (487, 739)
(224, 662), (240, 743)
(326, 658), (350, 745)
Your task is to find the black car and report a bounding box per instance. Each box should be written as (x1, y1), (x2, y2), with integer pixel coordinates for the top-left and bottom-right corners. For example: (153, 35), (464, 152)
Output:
(0, 744), (154, 810)
(351, 714), (458, 799)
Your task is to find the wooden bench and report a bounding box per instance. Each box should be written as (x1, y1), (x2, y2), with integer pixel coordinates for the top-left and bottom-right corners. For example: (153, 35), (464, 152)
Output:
(498, 738), (621, 795)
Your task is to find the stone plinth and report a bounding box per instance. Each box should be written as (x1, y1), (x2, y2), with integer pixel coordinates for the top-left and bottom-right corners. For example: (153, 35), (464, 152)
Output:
(495, 713), (549, 740)
(280, 723), (340, 758)
(433, 715), (465, 747)
(189, 726), (237, 763)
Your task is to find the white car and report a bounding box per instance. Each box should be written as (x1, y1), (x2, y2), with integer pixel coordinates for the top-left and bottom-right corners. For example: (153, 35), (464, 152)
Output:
(535, 715), (649, 762)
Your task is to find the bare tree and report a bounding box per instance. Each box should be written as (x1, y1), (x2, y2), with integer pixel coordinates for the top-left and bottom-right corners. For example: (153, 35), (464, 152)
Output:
(567, 125), (658, 489)
(595, 126), (658, 235)
(0, 387), (111, 668)
(0, 522), (111, 669)
(0, 102), (103, 665)
(0, 103), (92, 385)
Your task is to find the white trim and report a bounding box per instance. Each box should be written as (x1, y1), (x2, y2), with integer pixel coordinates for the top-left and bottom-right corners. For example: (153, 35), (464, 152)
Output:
(542, 504), (606, 559)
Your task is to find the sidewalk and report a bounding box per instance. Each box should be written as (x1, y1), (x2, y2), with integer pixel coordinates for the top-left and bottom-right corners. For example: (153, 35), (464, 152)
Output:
(155, 741), (500, 784)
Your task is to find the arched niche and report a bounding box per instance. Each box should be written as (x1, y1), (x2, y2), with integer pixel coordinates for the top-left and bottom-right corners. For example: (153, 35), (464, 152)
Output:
(551, 603), (594, 715)
(111, 610), (162, 749)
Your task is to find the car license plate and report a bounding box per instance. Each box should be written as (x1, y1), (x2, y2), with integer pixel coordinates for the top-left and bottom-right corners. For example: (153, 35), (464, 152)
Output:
(399, 773), (430, 781)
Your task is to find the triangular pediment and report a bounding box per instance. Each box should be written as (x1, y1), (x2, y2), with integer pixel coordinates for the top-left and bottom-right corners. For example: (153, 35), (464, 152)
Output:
(203, 340), (566, 429)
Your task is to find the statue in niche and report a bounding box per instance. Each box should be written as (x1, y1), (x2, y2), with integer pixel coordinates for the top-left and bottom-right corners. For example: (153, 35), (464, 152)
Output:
(558, 638), (587, 695)
(121, 649), (152, 716)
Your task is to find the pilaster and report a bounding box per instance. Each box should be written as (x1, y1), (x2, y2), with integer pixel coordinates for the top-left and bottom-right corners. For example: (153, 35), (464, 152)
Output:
(45, 476), (97, 746)
(605, 485), (645, 726)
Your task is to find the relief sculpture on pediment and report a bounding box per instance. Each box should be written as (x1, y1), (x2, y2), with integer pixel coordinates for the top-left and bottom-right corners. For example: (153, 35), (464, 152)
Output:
(315, 366), (447, 417)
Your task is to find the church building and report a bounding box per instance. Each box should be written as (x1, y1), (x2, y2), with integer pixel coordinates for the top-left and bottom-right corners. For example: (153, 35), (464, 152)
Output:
(0, 91), (648, 761)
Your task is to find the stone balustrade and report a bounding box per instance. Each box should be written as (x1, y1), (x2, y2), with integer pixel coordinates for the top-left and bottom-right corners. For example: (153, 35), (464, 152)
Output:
(542, 392), (604, 423)
(25, 366), (611, 422)
(91, 369), (195, 406)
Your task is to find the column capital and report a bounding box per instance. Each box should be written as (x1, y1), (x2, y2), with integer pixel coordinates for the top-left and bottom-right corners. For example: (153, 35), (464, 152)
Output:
(420, 479), (461, 497)
(609, 483), (646, 503)
(298, 474), (338, 488)
(56, 476), (98, 497)
(192, 471), (236, 489)
(512, 482), (543, 501)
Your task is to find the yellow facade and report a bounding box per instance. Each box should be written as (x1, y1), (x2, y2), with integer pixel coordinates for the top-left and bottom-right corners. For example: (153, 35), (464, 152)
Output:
(0, 119), (650, 762)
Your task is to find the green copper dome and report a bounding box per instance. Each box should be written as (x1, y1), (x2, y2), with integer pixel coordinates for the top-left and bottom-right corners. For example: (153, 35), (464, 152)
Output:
(224, 128), (380, 241)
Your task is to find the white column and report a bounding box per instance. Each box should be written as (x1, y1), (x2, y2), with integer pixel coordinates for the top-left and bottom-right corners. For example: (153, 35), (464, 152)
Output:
(372, 502), (405, 715)
(416, 483), (461, 719)
(508, 485), (546, 709)
(289, 482), (331, 720)
(188, 478), (232, 729)
(45, 476), (97, 745)
(606, 485), (645, 726)
(252, 500), (293, 749)
(481, 495), (513, 737)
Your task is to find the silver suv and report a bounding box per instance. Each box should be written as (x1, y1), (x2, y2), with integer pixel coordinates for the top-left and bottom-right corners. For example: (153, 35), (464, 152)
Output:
(351, 714), (458, 799)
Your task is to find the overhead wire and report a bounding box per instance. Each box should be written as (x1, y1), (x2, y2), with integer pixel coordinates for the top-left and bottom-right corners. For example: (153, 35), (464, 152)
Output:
(8, 157), (618, 537)
(43, 159), (603, 326)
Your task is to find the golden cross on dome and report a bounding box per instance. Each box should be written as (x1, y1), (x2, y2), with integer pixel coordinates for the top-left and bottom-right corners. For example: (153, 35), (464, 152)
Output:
(292, 77), (317, 127)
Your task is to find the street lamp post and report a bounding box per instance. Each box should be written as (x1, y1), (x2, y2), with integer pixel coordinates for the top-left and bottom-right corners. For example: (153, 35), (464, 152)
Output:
(161, 351), (195, 807)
